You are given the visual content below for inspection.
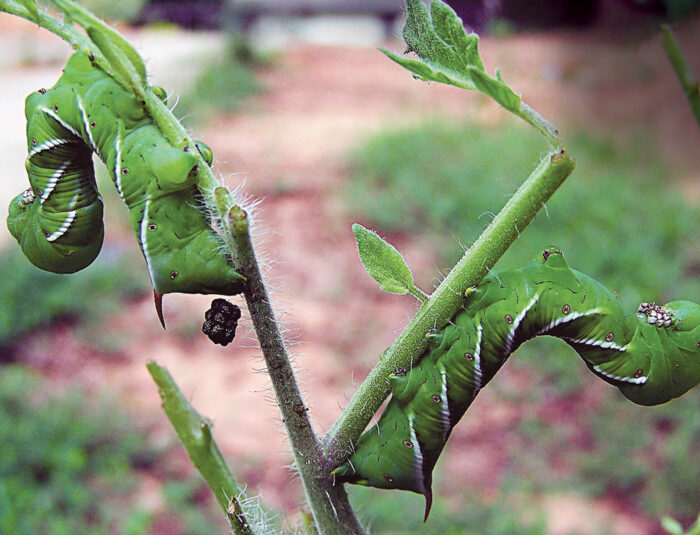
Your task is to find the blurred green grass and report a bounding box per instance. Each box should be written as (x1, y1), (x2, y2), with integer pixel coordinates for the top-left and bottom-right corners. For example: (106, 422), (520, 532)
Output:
(348, 486), (547, 535)
(177, 37), (264, 127)
(0, 366), (226, 535)
(0, 245), (148, 350)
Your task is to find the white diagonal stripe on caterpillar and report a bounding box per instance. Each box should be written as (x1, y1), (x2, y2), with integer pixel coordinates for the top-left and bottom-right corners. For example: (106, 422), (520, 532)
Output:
(28, 138), (71, 159)
(564, 336), (628, 352)
(39, 106), (81, 137)
(112, 123), (127, 202)
(473, 323), (483, 393)
(592, 365), (648, 384)
(76, 95), (99, 155)
(407, 413), (426, 492)
(138, 198), (157, 290)
(439, 369), (451, 440)
(535, 308), (604, 336)
(505, 293), (540, 355)
(46, 196), (78, 242)
(39, 161), (69, 204)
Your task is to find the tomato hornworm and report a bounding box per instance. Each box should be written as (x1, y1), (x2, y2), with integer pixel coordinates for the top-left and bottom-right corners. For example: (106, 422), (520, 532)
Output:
(332, 248), (700, 519)
(6, 52), (244, 325)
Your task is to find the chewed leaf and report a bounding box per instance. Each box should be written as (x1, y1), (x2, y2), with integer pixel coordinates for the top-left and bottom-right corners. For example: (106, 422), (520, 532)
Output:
(380, 48), (475, 90)
(382, 0), (561, 144)
(382, 0), (520, 104)
(382, 0), (521, 115)
(468, 67), (520, 113)
(352, 224), (414, 295)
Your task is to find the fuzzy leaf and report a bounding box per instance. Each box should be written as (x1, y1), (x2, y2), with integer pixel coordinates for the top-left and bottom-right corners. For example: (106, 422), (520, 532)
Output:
(381, 0), (521, 111)
(353, 224), (414, 295)
(468, 67), (521, 113)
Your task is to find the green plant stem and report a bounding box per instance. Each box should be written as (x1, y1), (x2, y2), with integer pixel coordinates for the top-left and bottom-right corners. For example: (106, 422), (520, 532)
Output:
(323, 149), (575, 464)
(0, 0), (97, 54)
(227, 206), (365, 535)
(146, 361), (255, 535)
(518, 101), (559, 146)
(662, 25), (700, 127)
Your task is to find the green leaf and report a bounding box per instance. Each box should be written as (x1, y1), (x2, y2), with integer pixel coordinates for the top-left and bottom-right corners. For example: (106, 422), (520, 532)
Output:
(352, 223), (415, 295)
(380, 48), (474, 90)
(662, 516), (684, 535)
(381, 0), (520, 110)
(381, 0), (561, 145)
(468, 67), (520, 113)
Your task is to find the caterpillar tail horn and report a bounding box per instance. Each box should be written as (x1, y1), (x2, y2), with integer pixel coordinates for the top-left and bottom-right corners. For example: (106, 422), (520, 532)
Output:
(154, 290), (166, 329)
(424, 490), (433, 522)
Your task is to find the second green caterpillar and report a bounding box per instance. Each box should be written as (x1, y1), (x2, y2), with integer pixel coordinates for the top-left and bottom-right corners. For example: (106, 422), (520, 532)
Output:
(332, 248), (700, 519)
(7, 52), (244, 325)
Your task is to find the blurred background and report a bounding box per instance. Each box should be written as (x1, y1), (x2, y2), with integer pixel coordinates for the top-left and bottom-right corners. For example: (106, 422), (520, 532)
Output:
(0, 0), (699, 533)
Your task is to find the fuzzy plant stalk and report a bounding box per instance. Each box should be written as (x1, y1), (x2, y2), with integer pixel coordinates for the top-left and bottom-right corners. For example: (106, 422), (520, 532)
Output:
(662, 24), (700, 127)
(223, 201), (365, 535)
(147, 362), (254, 535)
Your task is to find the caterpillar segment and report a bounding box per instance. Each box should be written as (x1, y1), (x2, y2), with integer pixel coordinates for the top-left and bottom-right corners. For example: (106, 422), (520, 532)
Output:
(332, 247), (700, 519)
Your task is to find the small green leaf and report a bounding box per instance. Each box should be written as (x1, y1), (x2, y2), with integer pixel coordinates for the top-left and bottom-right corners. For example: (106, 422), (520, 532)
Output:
(352, 223), (414, 295)
(662, 516), (685, 535)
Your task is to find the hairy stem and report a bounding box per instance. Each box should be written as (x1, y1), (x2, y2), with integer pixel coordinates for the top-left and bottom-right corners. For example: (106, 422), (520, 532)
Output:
(146, 362), (255, 535)
(662, 24), (700, 127)
(0, 0), (96, 52)
(518, 101), (560, 146)
(227, 205), (365, 535)
(324, 149), (575, 464)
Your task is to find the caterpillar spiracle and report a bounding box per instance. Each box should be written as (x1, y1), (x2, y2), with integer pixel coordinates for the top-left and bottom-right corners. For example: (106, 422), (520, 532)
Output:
(6, 52), (244, 325)
(332, 247), (700, 519)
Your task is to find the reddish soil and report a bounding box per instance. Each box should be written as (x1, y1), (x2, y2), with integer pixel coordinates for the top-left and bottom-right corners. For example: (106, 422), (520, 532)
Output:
(4, 12), (700, 534)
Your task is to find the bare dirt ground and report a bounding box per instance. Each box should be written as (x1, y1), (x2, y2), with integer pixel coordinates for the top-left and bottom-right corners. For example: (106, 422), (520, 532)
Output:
(2, 12), (699, 534)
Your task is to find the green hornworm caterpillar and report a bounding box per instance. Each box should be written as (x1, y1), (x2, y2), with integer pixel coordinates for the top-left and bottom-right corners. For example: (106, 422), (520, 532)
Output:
(332, 248), (700, 520)
(6, 52), (244, 325)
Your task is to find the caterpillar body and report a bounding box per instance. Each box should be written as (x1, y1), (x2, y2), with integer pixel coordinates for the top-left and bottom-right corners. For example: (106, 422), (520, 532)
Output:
(332, 248), (700, 519)
(6, 52), (244, 324)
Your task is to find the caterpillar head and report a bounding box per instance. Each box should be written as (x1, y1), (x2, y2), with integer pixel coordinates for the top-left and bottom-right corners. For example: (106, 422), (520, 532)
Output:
(615, 300), (700, 406)
(655, 301), (700, 332)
